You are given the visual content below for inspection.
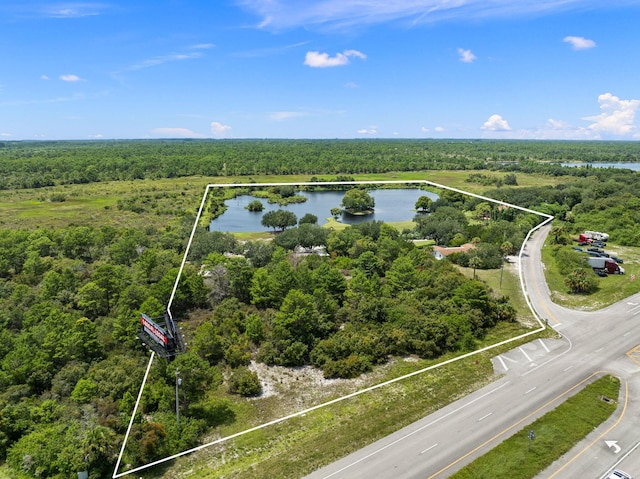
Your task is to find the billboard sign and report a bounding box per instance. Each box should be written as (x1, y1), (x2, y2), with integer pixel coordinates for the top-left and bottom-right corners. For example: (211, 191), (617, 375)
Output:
(140, 313), (170, 347)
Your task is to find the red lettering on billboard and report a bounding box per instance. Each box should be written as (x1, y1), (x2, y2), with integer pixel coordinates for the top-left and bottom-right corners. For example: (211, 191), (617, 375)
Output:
(140, 314), (169, 347)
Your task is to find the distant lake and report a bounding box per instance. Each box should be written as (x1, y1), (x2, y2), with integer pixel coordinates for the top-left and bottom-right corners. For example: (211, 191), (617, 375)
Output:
(560, 162), (640, 171)
(210, 189), (438, 233)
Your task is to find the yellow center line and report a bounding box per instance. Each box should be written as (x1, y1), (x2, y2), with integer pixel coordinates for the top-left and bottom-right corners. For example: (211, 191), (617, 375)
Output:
(531, 276), (560, 325)
(427, 371), (606, 479)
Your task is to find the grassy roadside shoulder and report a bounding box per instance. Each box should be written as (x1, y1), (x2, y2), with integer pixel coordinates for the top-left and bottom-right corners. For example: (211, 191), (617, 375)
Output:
(450, 374), (620, 479)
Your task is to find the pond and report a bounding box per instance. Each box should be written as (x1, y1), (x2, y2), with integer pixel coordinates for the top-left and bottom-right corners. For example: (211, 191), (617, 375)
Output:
(209, 188), (438, 233)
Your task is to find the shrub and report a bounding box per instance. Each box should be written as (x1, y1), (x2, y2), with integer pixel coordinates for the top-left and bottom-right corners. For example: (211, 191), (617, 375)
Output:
(227, 368), (262, 396)
(322, 354), (371, 379)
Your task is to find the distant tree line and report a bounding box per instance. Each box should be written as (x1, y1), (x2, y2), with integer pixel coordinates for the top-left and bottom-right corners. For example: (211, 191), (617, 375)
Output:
(1, 139), (639, 189)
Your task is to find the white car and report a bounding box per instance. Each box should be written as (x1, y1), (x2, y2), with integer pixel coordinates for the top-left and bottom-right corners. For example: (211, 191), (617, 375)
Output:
(608, 470), (633, 479)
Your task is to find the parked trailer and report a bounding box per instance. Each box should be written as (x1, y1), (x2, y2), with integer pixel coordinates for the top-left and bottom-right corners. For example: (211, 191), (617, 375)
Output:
(583, 230), (610, 241)
(587, 257), (624, 275)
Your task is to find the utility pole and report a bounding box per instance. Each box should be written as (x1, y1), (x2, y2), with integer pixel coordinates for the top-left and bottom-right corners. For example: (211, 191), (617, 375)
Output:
(175, 369), (181, 427)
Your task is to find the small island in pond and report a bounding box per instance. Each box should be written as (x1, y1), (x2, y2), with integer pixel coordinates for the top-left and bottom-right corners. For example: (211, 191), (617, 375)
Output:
(340, 188), (375, 216)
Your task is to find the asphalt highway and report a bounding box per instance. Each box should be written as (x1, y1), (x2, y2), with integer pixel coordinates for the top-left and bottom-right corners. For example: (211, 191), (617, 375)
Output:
(305, 223), (640, 479)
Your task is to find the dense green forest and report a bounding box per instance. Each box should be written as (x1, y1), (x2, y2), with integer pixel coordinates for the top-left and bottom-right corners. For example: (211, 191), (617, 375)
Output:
(1, 139), (639, 189)
(1, 139), (640, 478)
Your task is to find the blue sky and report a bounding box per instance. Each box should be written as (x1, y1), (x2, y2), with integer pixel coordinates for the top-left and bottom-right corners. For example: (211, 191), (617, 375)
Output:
(1, 1), (640, 140)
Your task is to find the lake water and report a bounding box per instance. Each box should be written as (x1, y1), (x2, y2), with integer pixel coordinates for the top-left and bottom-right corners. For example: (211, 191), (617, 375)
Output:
(560, 162), (640, 171)
(210, 189), (438, 233)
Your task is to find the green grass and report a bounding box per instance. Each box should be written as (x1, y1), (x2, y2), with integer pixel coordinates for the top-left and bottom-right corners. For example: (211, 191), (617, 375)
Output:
(459, 263), (540, 328)
(0, 170), (570, 230)
(450, 374), (620, 479)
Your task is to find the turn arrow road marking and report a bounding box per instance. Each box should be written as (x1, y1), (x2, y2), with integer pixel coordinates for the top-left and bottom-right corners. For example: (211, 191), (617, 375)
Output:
(605, 440), (621, 454)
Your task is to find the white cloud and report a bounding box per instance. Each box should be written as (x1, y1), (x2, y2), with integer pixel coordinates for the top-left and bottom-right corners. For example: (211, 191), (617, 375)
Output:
(344, 82), (359, 88)
(481, 114), (512, 131)
(476, 93), (640, 139)
(211, 121), (232, 137)
(457, 48), (476, 63)
(583, 92), (640, 137)
(60, 74), (82, 82)
(357, 128), (377, 135)
(422, 126), (446, 134)
(191, 43), (215, 50)
(151, 127), (206, 138)
(269, 111), (308, 121)
(521, 119), (593, 140)
(304, 49), (366, 68)
(1, 132), (12, 137)
(121, 52), (204, 73)
(41, 75), (50, 80)
(563, 36), (596, 50)
(239, 0), (616, 32)
(88, 134), (104, 139)
(44, 3), (109, 18)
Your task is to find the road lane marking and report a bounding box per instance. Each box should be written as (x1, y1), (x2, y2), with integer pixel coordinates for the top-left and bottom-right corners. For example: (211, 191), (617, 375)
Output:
(421, 444), (438, 454)
(496, 356), (508, 371)
(539, 339), (550, 352)
(525, 387), (537, 395)
(478, 413), (493, 421)
(606, 439), (640, 478)
(519, 347), (533, 362)
(547, 378), (628, 479)
(502, 355), (519, 363)
(625, 345), (640, 365)
(427, 372), (607, 479)
(321, 381), (510, 478)
(563, 365), (574, 372)
(623, 332), (631, 337)
(595, 347), (604, 353)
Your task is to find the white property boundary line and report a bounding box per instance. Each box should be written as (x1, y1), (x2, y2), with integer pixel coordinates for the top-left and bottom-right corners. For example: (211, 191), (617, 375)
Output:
(113, 180), (554, 478)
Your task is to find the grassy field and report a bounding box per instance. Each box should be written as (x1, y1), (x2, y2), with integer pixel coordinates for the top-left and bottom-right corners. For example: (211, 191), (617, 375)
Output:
(450, 374), (620, 479)
(0, 170), (566, 230)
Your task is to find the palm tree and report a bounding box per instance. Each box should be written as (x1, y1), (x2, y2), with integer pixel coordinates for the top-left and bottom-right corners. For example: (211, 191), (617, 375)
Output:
(469, 256), (482, 280)
(550, 223), (566, 245)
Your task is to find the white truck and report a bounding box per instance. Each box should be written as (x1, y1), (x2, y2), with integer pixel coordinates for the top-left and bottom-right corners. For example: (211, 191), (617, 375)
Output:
(587, 257), (624, 274)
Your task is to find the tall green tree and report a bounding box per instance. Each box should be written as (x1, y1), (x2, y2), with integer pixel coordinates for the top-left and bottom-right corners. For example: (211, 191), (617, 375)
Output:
(341, 188), (374, 214)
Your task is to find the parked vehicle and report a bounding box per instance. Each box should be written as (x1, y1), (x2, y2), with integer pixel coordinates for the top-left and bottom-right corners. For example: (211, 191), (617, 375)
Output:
(587, 247), (603, 253)
(572, 247), (584, 252)
(592, 240), (607, 247)
(595, 269), (608, 277)
(582, 230), (610, 241)
(607, 470), (633, 479)
(611, 256), (624, 264)
(587, 257), (625, 275)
